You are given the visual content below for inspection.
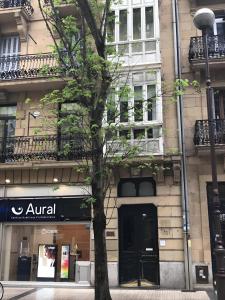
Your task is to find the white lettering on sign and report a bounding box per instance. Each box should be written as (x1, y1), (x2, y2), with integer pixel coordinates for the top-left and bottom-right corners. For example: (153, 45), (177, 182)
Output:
(11, 203), (56, 216)
(26, 203), (56, 215)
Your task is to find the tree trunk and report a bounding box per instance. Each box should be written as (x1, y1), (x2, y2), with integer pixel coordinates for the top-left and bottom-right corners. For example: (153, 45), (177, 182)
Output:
(93, 204), (112, 300)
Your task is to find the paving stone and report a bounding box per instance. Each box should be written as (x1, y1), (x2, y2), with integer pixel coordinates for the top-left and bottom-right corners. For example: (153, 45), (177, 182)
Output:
(2, 287), (211, 300)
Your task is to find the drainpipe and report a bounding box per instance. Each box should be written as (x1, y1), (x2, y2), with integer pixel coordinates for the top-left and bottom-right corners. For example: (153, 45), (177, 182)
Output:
(172, 0), (193, 290)
(0, 185), (6, 280)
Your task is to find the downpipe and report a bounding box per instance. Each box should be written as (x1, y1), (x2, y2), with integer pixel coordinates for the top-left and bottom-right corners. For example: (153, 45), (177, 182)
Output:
(172, 0), (193, 290)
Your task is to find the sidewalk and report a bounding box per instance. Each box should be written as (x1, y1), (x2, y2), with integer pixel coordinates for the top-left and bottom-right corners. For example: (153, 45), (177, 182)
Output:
(2, 287), (215, 300)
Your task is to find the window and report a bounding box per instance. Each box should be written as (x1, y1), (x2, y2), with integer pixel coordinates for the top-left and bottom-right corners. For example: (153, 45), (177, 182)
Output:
(59, 103), (82, 135)
(0, 105), (16, 155)
(147, 85), (156, 121)
(134, 86), (143, 121)
(119, 10), (127, 41)
(214, 18), (225, 36)
(119, 88), (129, 123)
(0, 36), (20, 72)
(107, 5), (155, 54)
(107, 83), (157, 124)
(107, 89), (116, 123)
(107, 11), (115, 42)
(118, 178), (156, 197)
(145, 7), (154, 38)
(214, 90), (225, 119)
(133, 8), (141, 40)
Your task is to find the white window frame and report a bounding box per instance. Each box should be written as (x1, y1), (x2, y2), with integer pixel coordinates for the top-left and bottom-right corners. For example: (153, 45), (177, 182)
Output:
(214, 18), (225, 35)
(110, 0), (159, 55)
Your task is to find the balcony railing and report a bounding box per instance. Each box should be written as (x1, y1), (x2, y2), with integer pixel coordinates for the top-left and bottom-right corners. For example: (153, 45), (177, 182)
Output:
(0, 0), (34, 16)
(0, 135), (91, 162)
(0, 53), (60, 80)
(194, 119), (225, 146)
(189, 35), (225, 62)
(0, 135), (163, 163)
(107, 138), (163, 155)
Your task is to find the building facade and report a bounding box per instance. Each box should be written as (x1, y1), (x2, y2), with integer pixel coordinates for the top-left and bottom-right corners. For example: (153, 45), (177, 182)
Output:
(0, 0), (188, 289)
(179, 0), (225, 288)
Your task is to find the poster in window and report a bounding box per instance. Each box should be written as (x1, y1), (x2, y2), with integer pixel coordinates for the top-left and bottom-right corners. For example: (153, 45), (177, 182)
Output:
(37, 244), (57, 279)
(60, 245), (70, 279)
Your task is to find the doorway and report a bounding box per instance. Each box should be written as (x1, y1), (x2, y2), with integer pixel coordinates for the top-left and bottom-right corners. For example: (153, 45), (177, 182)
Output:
(119, 204), (159, 287)
(207, 183), (225, 282)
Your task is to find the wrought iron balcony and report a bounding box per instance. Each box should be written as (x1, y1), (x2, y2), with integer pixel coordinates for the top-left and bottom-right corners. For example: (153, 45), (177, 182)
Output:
(0, 0), (34, 16)
(189, 35), (225, 62)
(107, 138), (163, 155)
(194, 119), (225, 146)
(0, 135), (91, 163)
(0, 53), (60, 80)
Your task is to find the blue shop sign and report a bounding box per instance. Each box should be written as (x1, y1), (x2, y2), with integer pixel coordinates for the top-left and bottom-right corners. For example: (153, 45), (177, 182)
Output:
(0, 197), (91, 222)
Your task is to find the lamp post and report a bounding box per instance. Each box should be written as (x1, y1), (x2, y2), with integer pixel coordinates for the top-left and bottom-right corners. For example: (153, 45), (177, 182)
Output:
(193, 8), (225, 300)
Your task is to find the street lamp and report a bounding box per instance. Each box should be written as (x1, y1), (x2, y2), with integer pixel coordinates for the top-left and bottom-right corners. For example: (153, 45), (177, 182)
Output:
(27, 111), (40, 136)
(193, 8), (225, 300)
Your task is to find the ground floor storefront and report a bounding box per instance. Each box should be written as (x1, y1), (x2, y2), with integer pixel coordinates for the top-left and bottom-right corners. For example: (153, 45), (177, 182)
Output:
(0, 174), (186, 289)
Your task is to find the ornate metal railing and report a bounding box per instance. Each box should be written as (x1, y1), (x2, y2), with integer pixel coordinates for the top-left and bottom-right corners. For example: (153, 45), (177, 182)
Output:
(0, 135), (91, 162)
(43, 0), (70, 5)
(107, 138), (162, 155)
(0, 53), (60, 80)
(189, 35), (225, 62)
(0, 0), (34, 16)
(194, 119), (225, 146)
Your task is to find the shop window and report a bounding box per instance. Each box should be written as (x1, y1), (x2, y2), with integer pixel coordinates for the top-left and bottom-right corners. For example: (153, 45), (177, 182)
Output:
(118, 178), (156, 197)
(2, 224), (90, 282)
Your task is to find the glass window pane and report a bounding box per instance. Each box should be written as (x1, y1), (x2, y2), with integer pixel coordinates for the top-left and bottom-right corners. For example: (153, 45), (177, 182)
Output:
(107, 89), (116, 123)
(147, 85), (156, 121)
(132, 42), (142, 53)
(217, 22), (225, 36)
(120, 102), (128, 122)
(146, 7), (154, 38)
(147, 128), (153, 138)
(118, 43), (129, 54)
(134, 129), (145, 139)
(119, 88), (129, 122)
(145, 41), (156, 51)
(139, 181), (155, 196)
(61, 103), (78, 112)
(0, 106), (16, 116)
(121, 182), (136, 196)
(133, 8), (141, 40)
(107, 11), (115, 42)
(134, 86), (143, 121)
(119, 10), (127, 41)
(119, 130), (129, 139)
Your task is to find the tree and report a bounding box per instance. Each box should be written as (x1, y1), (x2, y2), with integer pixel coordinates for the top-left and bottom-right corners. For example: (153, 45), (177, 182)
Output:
(36, 1), (199, 299)
(37, 1), (130, 299)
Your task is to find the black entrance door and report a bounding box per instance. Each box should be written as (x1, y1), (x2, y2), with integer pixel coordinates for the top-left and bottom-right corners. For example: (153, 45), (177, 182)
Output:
(207, 183), (225, 281)
(119, 204), (159, 287)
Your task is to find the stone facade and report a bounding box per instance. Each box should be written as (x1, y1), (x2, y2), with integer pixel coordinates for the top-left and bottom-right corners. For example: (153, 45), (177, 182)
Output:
(0, 0), (193, 289)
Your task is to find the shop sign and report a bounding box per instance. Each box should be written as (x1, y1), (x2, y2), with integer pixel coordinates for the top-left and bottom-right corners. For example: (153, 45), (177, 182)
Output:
(0, 197), (91, 222)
